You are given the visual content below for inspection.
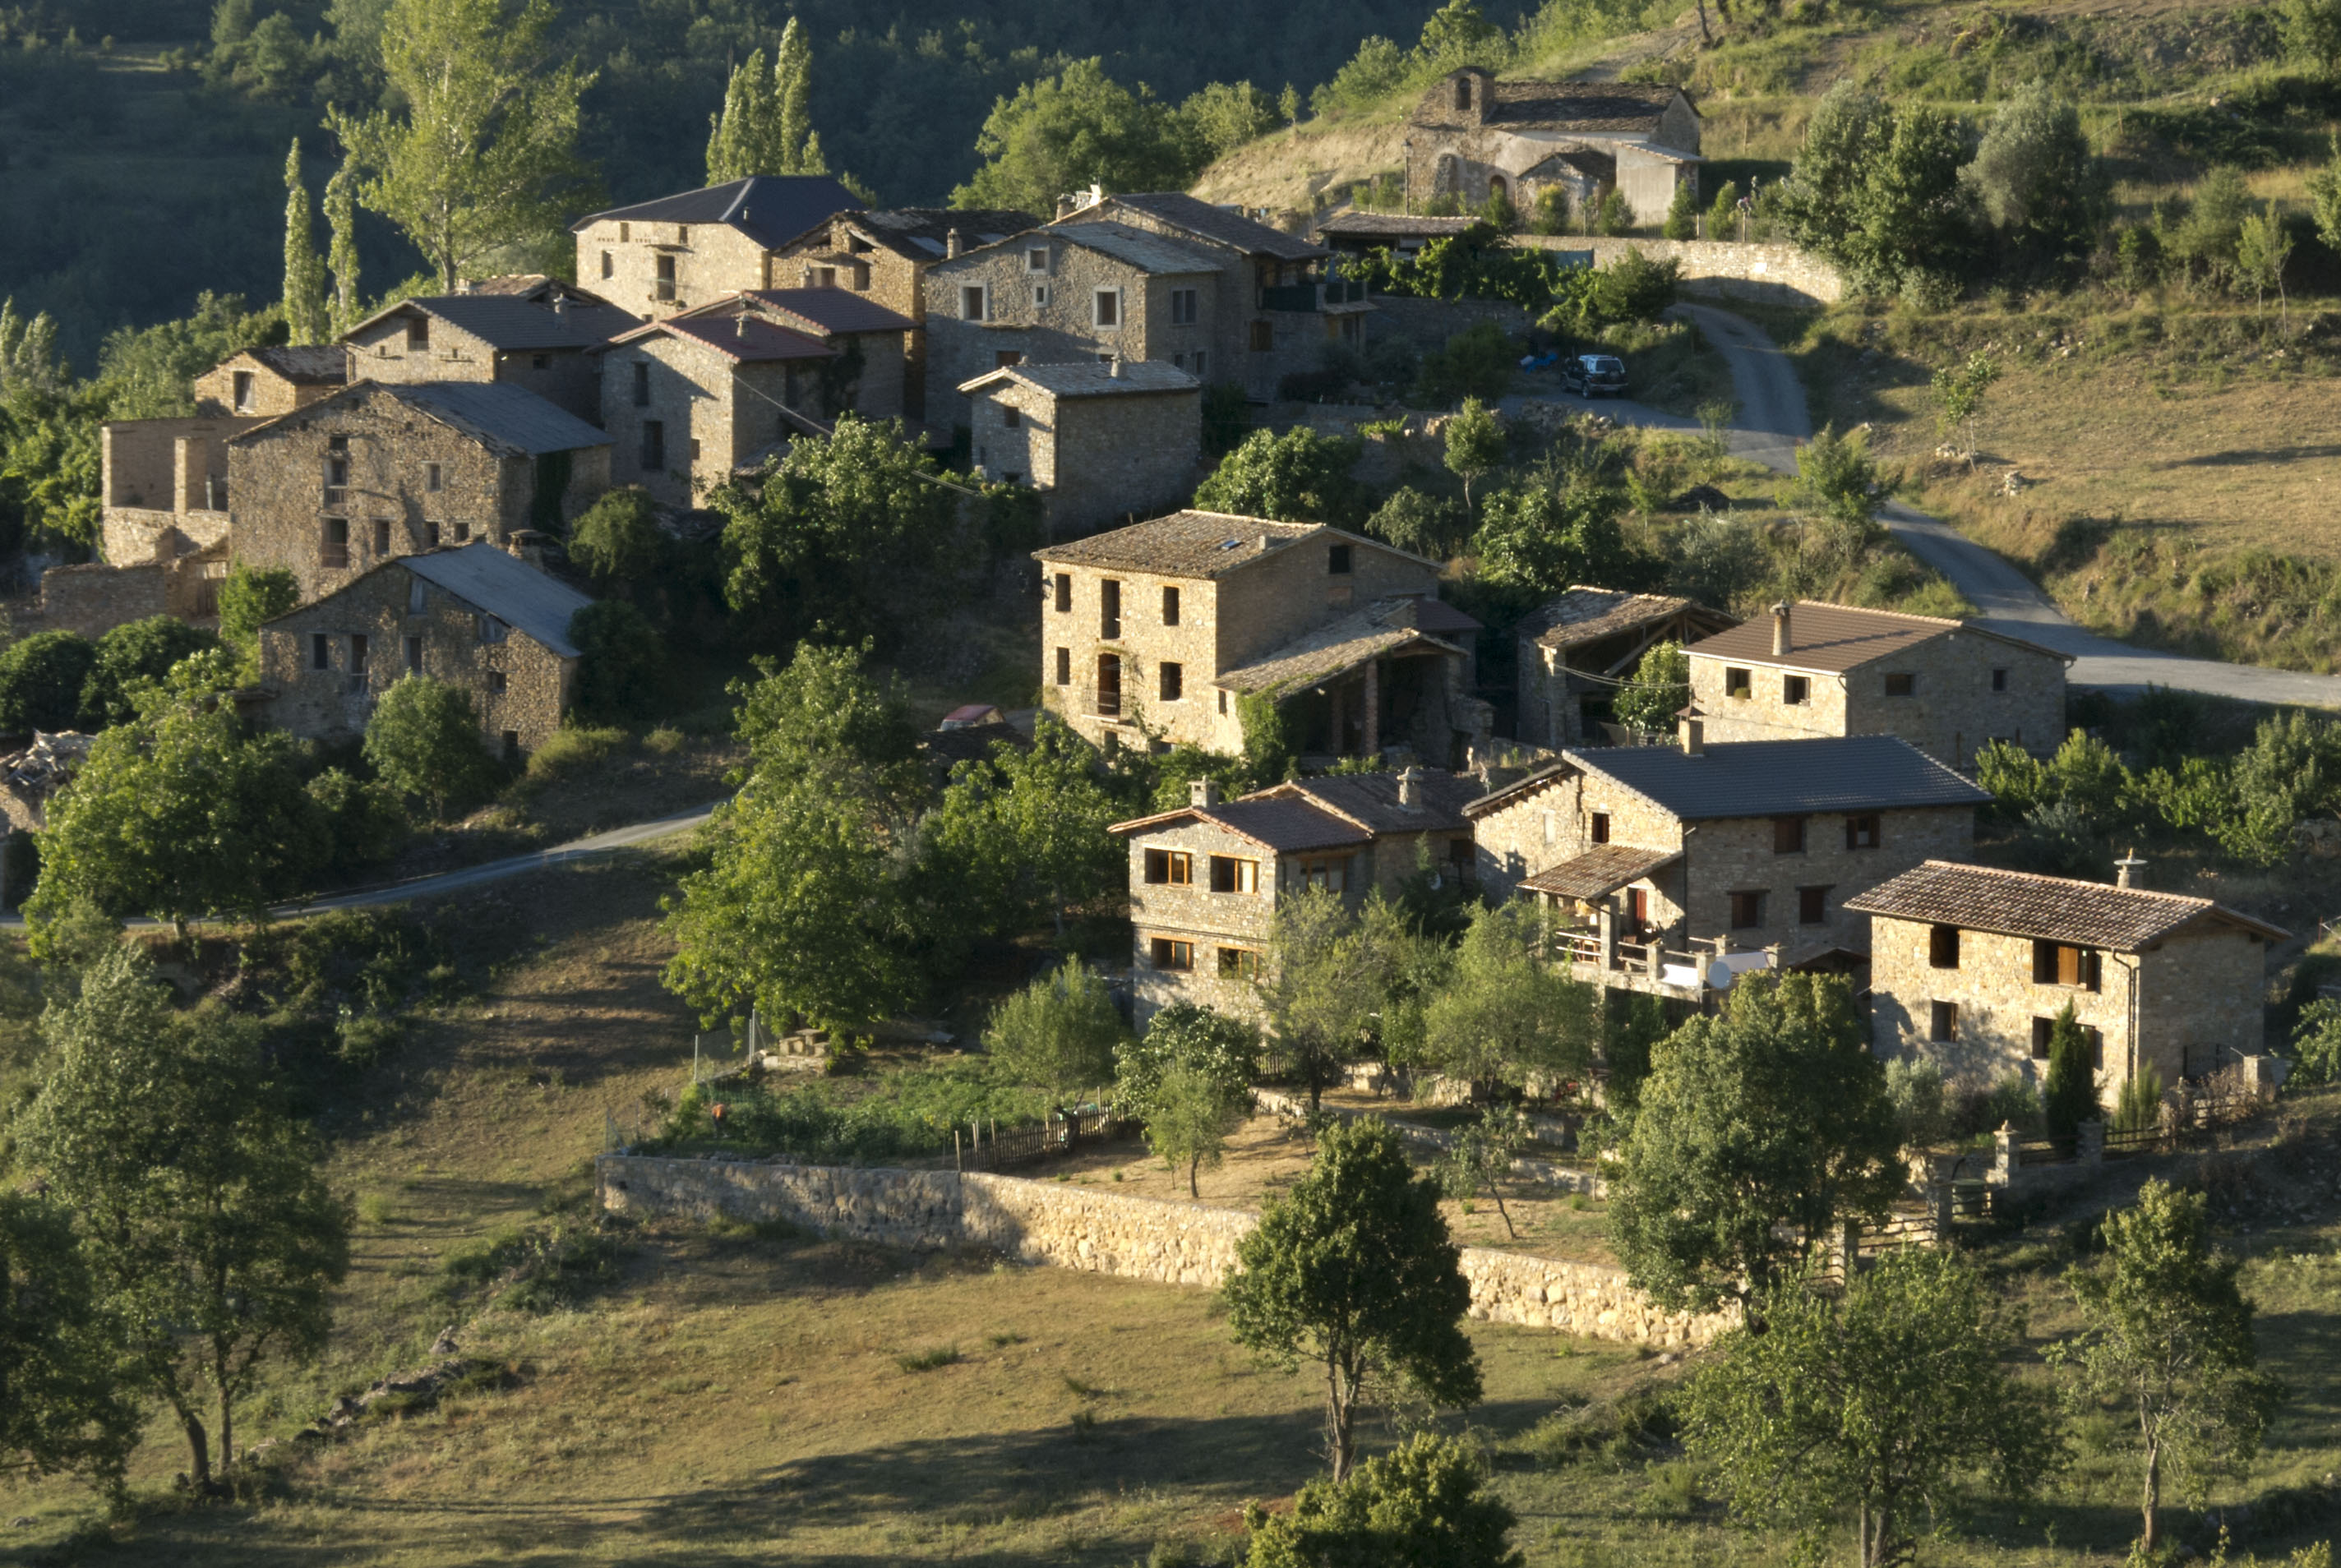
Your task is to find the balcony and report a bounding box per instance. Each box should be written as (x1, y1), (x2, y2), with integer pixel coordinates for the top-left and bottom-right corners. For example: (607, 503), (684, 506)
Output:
(1258, 278), (1369, 312)
(323, 486), (348, 509)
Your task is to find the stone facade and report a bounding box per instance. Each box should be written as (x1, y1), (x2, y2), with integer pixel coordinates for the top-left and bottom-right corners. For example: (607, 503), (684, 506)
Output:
(192, 348), (345, 417)
(1402, 69), (1700, 226)
(100, 416), (256, 565)
(1516, 235), (1844, 307)
(578, 215), (775, 321)
(228, 385), (611, 602)
(594, 1155), (1729, 1348)
(256, 549), (579, 754)
(344, 308), (604, 423)
(964, 363), (1201, 538)
(598, 328), (817, 509)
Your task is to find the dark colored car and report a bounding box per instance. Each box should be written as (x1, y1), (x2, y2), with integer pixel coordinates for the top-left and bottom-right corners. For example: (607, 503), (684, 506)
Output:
(1563, 354), (1628, 397)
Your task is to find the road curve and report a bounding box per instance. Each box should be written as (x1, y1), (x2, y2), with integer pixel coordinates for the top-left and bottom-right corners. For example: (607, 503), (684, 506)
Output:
(1529, 302), (2341, 707)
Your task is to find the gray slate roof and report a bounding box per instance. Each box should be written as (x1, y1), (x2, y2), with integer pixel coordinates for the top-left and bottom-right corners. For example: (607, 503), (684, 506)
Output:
(1314, 212), (1484, 241)
(412, 294), (640, 350)
(1045, 221), (1231, 275)
(1258, 770), (1482, 834)
(1034, 512), (1434, 579)
(1486, 80), (1686, 135)
(816, 207), (1039, 259)
(745, 288), (919, 336)
(397, 383), (613, 455)
(244, 345), (349, 385)
(1561, 735), (1991, 822)
(572, 177), (862, 251)
(959, 360), (1200, 399)
(1079, 193), (1325, 262)
(401, 544), (596, 658)
(1518, 586), (1732, 652)
(1844, 860), (2288, 950)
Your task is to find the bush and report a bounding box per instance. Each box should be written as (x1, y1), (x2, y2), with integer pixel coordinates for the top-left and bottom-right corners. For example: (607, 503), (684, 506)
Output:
(303, 767), (405, 879)
(983, 957), (1128, 1093)
(362, 676), (499, 820)
(1415, 321), (1515, 407)
(1663, 178), (1698, 240)
(1365, 487), (1469, 559)
(567, 485), (664, 588)
(78, 615), (220, 727)
(1595, 188), (1632, 236)
(524, 724), (630, 782)
(0, 631), (95, 733)
(1528, 186), (1572, 235)
(215, 562), (298, 655)
(1244, 1432), (1516, 1567)
(568, 599), (667, 722)
(1589, 247), (1680, 324)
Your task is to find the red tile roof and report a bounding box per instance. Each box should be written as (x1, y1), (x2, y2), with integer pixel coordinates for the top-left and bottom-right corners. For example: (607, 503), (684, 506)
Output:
(1843, 860), (2288, 950)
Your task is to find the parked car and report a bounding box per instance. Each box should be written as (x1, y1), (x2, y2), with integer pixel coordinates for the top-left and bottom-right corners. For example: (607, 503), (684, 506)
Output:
(1563, 354), (1628, 398)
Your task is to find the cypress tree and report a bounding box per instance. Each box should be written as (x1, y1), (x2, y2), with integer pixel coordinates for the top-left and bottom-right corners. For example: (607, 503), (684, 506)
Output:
(775, 18), (813, 173)
(325, 154), (362, 336)
(2043, 1000), (2101, 1140)
(282, 140), (329, 346)
(704, 47), (769, 182)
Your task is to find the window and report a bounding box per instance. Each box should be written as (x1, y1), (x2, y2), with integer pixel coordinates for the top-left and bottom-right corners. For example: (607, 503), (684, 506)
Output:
(1992, 666), (2010, 692)
(2031, 1017), (2055, 1060)
(502, 730), (520, 761)
(1054, 573), (1072, 613)
(689, 438), (702, 463)
(1032, 284), (1050, 307)
(962, 285), (986, 321)
(1218, 947), (1261, 980)
(1931, 1001), (1959, 1043)
(632, 362), (651, 408)
(409, 579), (427, 615)
(425, 522), (441, 547)
(232, 370), (255, 412)
(1301, 856), (1349, 894)
(1159, 662), (1184, 702)
(454, 523), (470, 542)
(1799, 886), (1830, 925)
(1093, 288), (1120, 328)
(1193, 351), (1207, 377)
(325, 451), (349, 491)
(1590, 811), (1610, 845)
(618, 222), (630, 241)
(1217, 690), (1227, 715)
(1885, 671), (1917, 697)
(488, 671), (507, 695)
(2034, 941), (2102, 991)
(1002, 404), (1021, 429)
(478, 615), (508, 644)
(1455, 76), (1472, 111)
(1027, 246), (1050, 273)
(1161, 586), (1180, 625)
(599, 250), (613, 279)
(1209, 855), (1259, 894)
(1143, 850), (1194, 886)
(641, 421), (666, 473)
(1054, 647), (1070, 685)
(995, 348), (1023, 370)
(406, 316), (429, 351)
(1772, 816), (1807, 854)
(424, 462), (442, 492)
(676, 225), (689, 244)
(1327, 544), (1352, 575)
(311, 634), (330, 671)
(372, 519), (390, 556)
(1725, 666), (1752, 699)
(530, 353), (550, 371)
(404, 635), (422, 675)
(1249, 320), (1274, 352)
(1151, 938), (1194, 971)
(655, 254), (676, 302)
(1729, 890), (1765, 928)
(1930, 925), (1961, 969)
(1845, 814), (1881, 850)
(1100, 579), (1121, 639)
(811, 266), (836, 288)
(1783, 674), (1809, 705)
(1170, 288), (1198, 325)
(1097, 653), (1122, 717)
(321, 516), (349, 569)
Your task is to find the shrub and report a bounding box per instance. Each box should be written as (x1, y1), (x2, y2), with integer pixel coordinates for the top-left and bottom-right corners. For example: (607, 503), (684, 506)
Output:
(1663, 178), (1698, 240)
(1595, 188), (1632, 236)
(1415, 321), (1515, 407)
(568, 599), (667, 722)
(215, 563), (298, 655)
(1528, 186), (1572, 235)
(362, 676), (499, 819)
(78, 615), (220, 727)
(524, 724), (630, 782)
(1365, 487), (1468, 559)
(984, 957), (1128, 1093)
(0, 631), (95, 733)
(1589, 247), (1679, 323)
(303, 767), (405, 879)
(567, 485), (664, 588)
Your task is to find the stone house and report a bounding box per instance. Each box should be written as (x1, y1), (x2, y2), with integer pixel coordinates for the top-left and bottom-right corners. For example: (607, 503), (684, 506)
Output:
(1684, 601), (2070, 769)
(959, 358), (1201, 537)
(1846, 859), (2287, 1099)
(570, 175), (861, 321)
(228, 381), (612, 602)
(1466, 721), (1991, 998)
(1112, 768), (1482, 1022)
(767, 206), (1037, 418)
(256, 540), (593, 756)
(1032, 510), (1484, 762)
(1402, 69), (1701, 226)
(193, 344), (348, 417)
(340, 283), (640, 423)
(99, 414), (247, 583)
(1515, 586), (1738, 749)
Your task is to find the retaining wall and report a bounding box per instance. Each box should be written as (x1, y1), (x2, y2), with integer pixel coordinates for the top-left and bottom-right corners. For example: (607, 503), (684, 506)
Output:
(1517, 236), (1845, 307)
(597, 1155), (1725, 1347)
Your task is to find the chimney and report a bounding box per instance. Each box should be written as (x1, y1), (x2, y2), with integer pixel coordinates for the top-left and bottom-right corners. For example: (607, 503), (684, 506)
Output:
(1678, 712), (1705, 757)
(1189, 777), (1221, 809)
(735, 311), (748, 339)
(1055, 195), (1074, 221)
(1397, 765), (1425, 808)
(1107, 355), (1122, 378)
(1771, 600), (1792, 657)
(552, 293), (569, 320)
(946, 228), (964, 259)
(2114, 849), (2146, 889)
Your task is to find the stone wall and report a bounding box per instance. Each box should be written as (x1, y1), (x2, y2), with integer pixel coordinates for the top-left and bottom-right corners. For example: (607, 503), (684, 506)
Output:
(1517, 236), (1845, 308)
(1046, 388), (1203, 538)
(579, 218), (773, 321)
(1369, 295), (1533, 350)
(25, 562), (168, 639)
(595, 1155), (1728, 1347)
(603, 334), (801, 509)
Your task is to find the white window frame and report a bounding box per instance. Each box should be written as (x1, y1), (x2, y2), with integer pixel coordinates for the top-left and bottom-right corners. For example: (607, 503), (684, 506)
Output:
(961, 284), (988, 322)
(1026, 246), (1050, 273)
(1092, 288), (1121, 329)
(1032, 283), (1050, 308)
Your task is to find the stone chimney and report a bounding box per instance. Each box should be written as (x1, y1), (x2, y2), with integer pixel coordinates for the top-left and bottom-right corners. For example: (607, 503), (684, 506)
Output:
(1771, 601), (1792, 657)
(1055, 195), (1074, 220)
(946, 228), (964, 259)
(1107, 355), (1122, 378)
(735, 311), (748, 339)
(1679, 712), (1705, 757)
(2115, 849), (2146, 889)
(1189, 777), (1221, 809)
(1397, 765), (1425, 808)
(552, 293), (569, 320)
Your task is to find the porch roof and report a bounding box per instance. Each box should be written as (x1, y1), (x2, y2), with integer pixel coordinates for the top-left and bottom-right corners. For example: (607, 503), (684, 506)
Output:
(1214, 601), (1464, 698)
(1520, 843), (1680, 900)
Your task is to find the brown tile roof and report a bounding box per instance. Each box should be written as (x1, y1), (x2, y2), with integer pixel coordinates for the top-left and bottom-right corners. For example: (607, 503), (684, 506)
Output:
(1107, 797), (1370, 853)
(1377, 594), (1483, 635)
(740, 288), (917, 336)
(1252, 770), (1483, 834)
(612, 315), (835, 363)
(1214, 602), (1463, 697)
(1518, 586), (1734, 652)
(1684, 600), (2068, 673)
(796, 207), (1038, 261)
(1521, 844), (1680, 899)
(1486, 80), (1684, 135)
(1842, 860), (2289, 951)
(1034, 512), (1320, 577)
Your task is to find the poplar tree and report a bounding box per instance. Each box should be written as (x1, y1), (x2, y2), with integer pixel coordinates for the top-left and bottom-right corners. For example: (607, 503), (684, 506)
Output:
(325, 153), (362, 335)
(704, 22), (827, 182)
(775, 18), (820, 174)
(281, 140), (329, 346)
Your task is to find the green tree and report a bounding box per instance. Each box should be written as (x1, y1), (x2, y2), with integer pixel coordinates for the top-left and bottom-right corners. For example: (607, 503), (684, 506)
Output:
(1438, 1104), (1531, 1239)
(1243, 1432), (1521, 1567)
(2236, 202), (2295, 318)
(2279, 0), (2341, 72)
(568, 600), (666, 722)
(1705, 178), (1741, 241)
(1527, 186), (1572, 236)
(1964, 81), (2108, 273)
(2289, 998), (2341, 1088)
(1263, 888), (1372, 1111)
(1414, 0), (1501, 67)
(2172, 167), (2253, 283)
(1115, 1001), (1262, 1116)
(1608, 974), (1904, 1317)
(281, 140), (329, 346)
(0, 631), (96, 732)
(1179, 81), (1280, 164)
(1786, 424), (1886, 556)
(1930, 351), (2000, 468)
(325, 153), (362, 337)
(0, 1193), (139, 1493)
(1595, 187), (1632, 236)
(773, 16), (822, 177)
(1226, 1117), (1480, 1483)
(215, 563), (299, 663)
(28, 654), (326, 938)
(2042, 1001), (2101, 1141)
(568, 484), (665, 591)
(1470, 466), (1637, 596)
(362, 675), (499, 819)
(705, 25), (827, 183)
(923, 714), (1122, 939)
(1415, 320), (1515, 405)
(1422, 902), (1596, 1100)
(953, 59), (1196, 217)
(1146, 1062), (1245, 1197)
(2308, 135), (2341, 259)
(13, 948), (349, 1489)
(304, 767), (406, 879)
(983, 957), (1126, 1093)
(329, 0), (598, 291)
(2055, 1178), (2287, 1552)
(78, 615), (220, 729)
(1193, 426), (1367, 525)
(1365, 487), (1468, 560)
(2216, 709), (2341, 866)
(1442, 396), (1504, 514)
(1611, 639), (1689, 735)
(95, 292), (278, 421)
(1687, 1248), (2064, 1568)
(1663, 177), (1699, 240)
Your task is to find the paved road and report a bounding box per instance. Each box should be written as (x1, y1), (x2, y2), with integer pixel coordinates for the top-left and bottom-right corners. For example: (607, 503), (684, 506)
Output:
(0, 800), (723, 929)
(1521, 303), (2341, 707)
